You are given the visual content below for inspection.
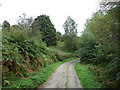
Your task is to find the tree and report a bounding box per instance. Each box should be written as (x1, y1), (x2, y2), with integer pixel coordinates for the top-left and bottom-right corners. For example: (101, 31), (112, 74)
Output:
(63, 16), (77, 36)
(17, 13), (34, 33)
(78, 30), (96, 63)
(32, 15), (57, 46)
(2, 20), (10, 30)
(56, 31), (62, 41)
(63, 16), (78, 52)
(99, 0), (120, 13)
(78, 5), (120, 87)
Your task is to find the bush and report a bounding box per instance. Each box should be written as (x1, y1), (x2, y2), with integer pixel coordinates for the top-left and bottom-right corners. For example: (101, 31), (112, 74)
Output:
(102, 58), (120, 88)
(2, 28), (59, 86)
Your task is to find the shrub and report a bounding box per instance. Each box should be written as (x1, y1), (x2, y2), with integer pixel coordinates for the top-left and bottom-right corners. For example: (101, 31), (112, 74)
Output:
(2, 28), (58, 86)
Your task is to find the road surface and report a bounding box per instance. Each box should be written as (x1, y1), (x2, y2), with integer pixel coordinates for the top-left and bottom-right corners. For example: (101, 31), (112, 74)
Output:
(38, 59), (82, 88)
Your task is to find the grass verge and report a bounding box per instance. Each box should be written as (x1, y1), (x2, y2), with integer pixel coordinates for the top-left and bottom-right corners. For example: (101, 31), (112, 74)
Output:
(3, 57), (78, 88)
(75, 63), (101, 88)
(62, 57), (78, 63)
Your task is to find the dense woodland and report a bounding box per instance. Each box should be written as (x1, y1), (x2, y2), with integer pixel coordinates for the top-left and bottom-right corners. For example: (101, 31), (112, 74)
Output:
(1, 1), (120, 88)
(78, 4), (120, 87)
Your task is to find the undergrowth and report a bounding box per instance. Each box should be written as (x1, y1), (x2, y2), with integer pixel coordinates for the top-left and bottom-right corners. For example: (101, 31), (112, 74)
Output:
(2, 28), (73, 87)
(2, 57), (78, 88)
(75, 63), (101, 88)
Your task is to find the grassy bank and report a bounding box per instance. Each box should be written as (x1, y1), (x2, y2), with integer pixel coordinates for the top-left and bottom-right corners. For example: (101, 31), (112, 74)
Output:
(75, 63), (101, 88)
(3, 57), (78, 88)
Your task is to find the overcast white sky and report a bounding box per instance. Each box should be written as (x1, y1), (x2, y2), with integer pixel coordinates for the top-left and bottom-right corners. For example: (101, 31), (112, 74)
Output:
(0, 0), (99, 35)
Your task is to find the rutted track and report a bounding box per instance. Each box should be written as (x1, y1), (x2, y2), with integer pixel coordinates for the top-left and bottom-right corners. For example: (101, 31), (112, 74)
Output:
(38, 59), (82, 88)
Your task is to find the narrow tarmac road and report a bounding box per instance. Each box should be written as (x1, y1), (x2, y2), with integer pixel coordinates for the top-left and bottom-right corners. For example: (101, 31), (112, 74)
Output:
(38, 59), (82, 88)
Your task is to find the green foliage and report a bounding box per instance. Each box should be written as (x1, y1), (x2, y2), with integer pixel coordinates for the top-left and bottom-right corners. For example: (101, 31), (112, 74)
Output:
(63, 16), (78, 52)
(55, 41), (66, 51)
(3, 62), (61, 88)
(2, 27), (58, 86)
(2, 23), (76, 88)
(32, 15), (57, 46)
(2, 29), (28, 76)
(78, 6), (120, 88)
(2, 13), (79, 89)
(48, 47), (73, 61)
(3, 57), (77, 88)
(64, 35), (78, 52)
(78, 31), (96, 64)
(56, 31), (62, 41)
(75, 63), (101, 88)
(62, 57), (79, 62)
(102, 59), (120, 88)
(17, 13), (33, 32)
(63, 16), (77, 36)
(2, 20), (10, 30)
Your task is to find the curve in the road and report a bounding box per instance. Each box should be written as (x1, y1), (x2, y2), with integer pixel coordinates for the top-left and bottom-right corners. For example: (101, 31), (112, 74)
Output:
(38, 59), (82, 88)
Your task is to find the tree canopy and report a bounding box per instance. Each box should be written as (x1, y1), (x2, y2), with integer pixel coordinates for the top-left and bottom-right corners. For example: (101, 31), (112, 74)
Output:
(63, 16), (77, 36)
(63, 16), (78, 52)
(2, 20), (10, 30)
(32, 15), (57, 46)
